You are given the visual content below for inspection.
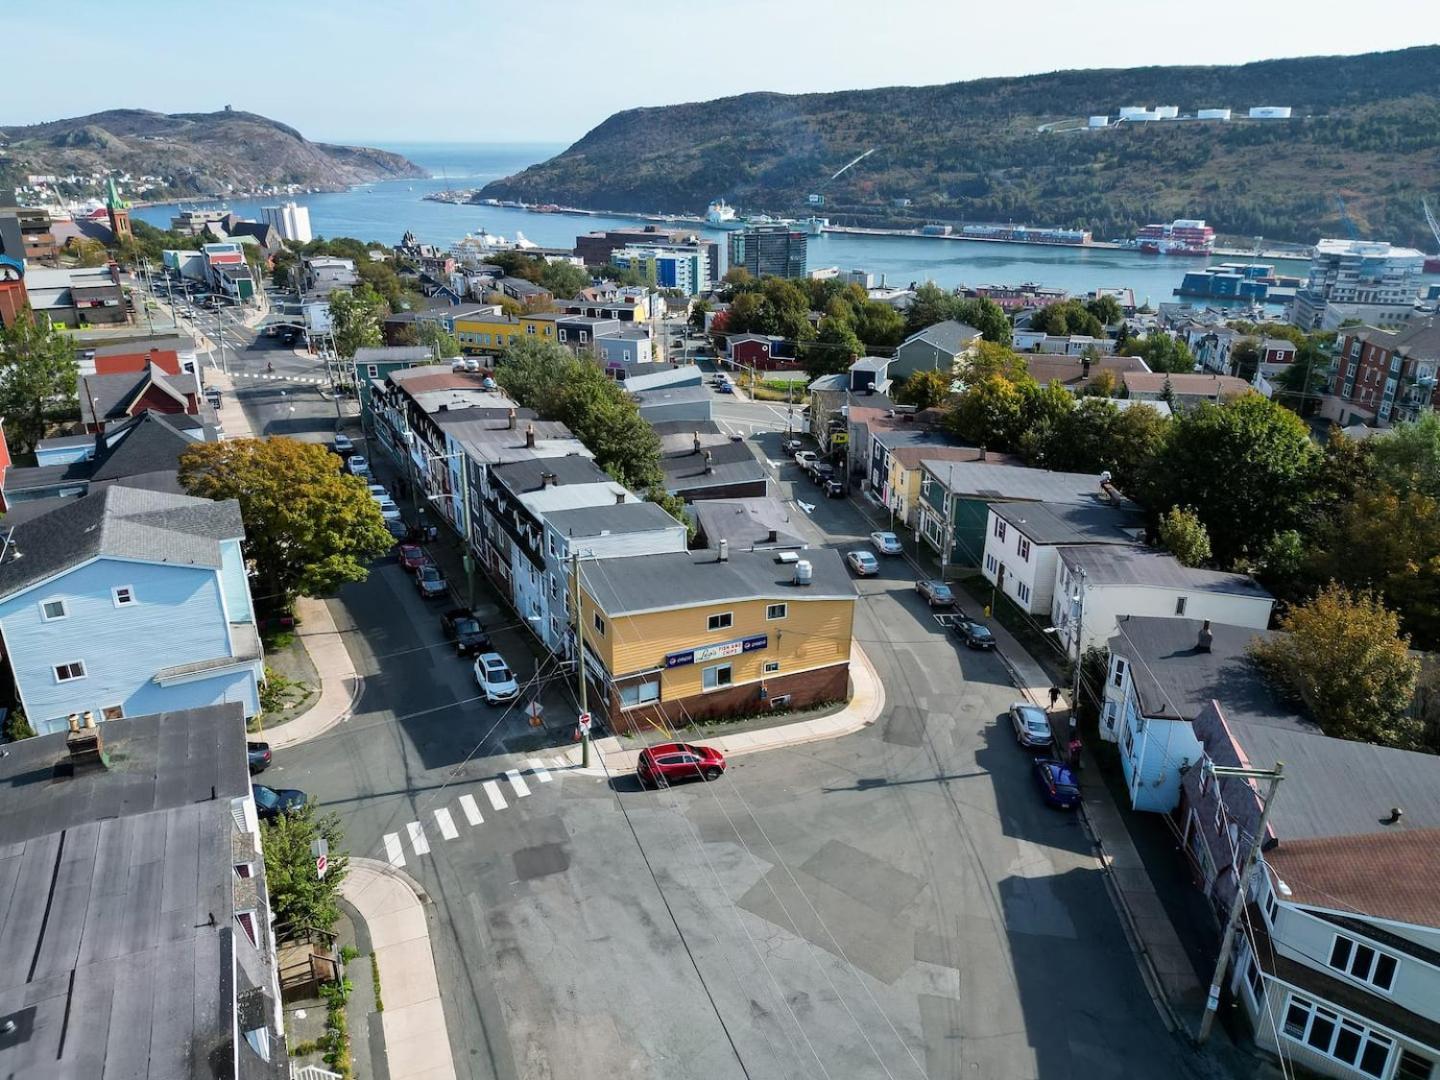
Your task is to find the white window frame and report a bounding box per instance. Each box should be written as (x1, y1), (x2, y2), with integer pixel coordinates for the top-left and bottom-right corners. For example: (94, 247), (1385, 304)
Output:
(592, 612), (606, 636)
(100, 704), (124, 721)
(766, 603), (787, 621)
(1281, 993), (1393, 1079)
(40, 598), (68, 621)
(702, 663), (733, 691)
(993, 518), (1007, 541)
(1328, 933), (1399, 994)
(707, 611), (733, 632)
(54, 660), (87, 683)
(1017, 537), (1031, 562)
(1112, 658), (1126, 688)
(619, 676), (661, 709)
(763, 660), (780, 674)
(112, 585), (136, 608)
(1262, 879), (1280, 925)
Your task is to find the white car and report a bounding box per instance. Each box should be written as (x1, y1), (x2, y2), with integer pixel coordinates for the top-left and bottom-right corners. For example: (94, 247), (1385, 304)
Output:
(794, 450), (818, 470)
(451, 356), (480, 372)
(474, 652), (520, 704)
(869, 531), (903, 556)
(334, 433), (354, 455)
(367, 484), (388, 500)
(346, 455), (370, 477)
(374, 497), (402, 521)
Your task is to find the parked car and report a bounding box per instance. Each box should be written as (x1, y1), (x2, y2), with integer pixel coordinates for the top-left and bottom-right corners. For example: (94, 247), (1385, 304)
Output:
(951, 618), (997, 650)
(252, 783), (307, 821)
(367, 483), (388, 499)
(441, 607), (491, 655)
(247, 741), (272, 774)
(823, 478), (845, 498)
(637, 742), (727, 787)
(397, 543), (429, 571)
(345, 455), (370, 477)
(375, 499), (402, 522)
(794, 450), (818, 470)
(415, 564), (448, 599)
(846, 550), (880, 576)
(915, 580), (955, 607)
(869, 531), (903, 556)
(810, 463), (835, 485)
(716, 380), (734, 394)
(334, 433), (354, 455)
(781, 438), (804, 455)
(1008, 702), (1054, 749)
(1033, 758), (1082, 809)
(203, 386), (222, 408)
(473, 652), (520, 703)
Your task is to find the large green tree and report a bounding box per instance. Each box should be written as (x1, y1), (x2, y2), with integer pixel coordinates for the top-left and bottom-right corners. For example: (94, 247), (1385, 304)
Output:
(1127, 333), (1197, 374)
(894, 370), (952, 411)
(1157, 506), (1212, 567)
(262, 803), (350, 934)
(1027, 300), (1103, 339)
(0, 307), (79, 454)
(804, 315), (862, 379)
(178, 438), (393, 608)
(945, 373), (1028, 450)
(1371, 413), (1440, 499)
(327, 284), (386, 358)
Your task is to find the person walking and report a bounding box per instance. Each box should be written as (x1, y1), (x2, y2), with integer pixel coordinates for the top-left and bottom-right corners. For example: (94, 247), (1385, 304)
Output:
(1048, 686), (1062, 711)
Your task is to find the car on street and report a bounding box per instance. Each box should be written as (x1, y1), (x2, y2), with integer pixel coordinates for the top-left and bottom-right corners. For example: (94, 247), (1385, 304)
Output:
(252, 783), (308, 821)
(951, 618), (997, 649)
(345, 455), (370, 477)
(1009, 701), (1054, 749)
(367, 483), (388, 499)
(716, 380), (733, 394)
(915, 580), (955, 607)
(781, 438), (804, 455)
(810, 462), (835, 485)
(869, 531), (903, 556)
(794, 450), (818, 470)
(397, 543), (429, 571)
(637, 742), (727, 787)
(473, 652), (520, 703)
(441, 607), (491, 655)
(415, 564), (448, 599)
(247, 741), (272, 774)
(823, 478), (845, 498)
(375, 498), (402, 522)
(846, 549), (880, 576)
(1033, 758), (1082, 809)
(334, 434), (354, 455)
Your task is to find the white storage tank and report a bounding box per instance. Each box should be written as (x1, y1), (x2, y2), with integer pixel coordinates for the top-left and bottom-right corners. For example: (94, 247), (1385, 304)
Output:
(1154, 105), (1179, 119)
(1088, 115), (1109, 128)
(1197, 108), (1232, 121)
(1118, 106), (1150, 120)
(1249, 106), (1293, 119)
(793, 560), (813, 586)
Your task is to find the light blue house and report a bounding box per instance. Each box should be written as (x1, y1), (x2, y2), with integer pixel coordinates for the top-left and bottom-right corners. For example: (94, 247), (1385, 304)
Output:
(0, 485), (261, 735)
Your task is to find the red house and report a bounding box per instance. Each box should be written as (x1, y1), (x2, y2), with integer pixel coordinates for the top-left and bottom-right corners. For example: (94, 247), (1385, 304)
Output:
(78, 362), (201, 433)
(726, 333), (799, 371)
(90, 336), (188, 377)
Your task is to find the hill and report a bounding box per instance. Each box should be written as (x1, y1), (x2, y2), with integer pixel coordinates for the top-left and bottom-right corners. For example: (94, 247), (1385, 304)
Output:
(0, 108), (425, 200)
(480, 47), (1440, 248)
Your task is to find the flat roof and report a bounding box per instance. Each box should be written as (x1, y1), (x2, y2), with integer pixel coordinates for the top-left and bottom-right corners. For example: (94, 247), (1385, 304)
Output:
(921, 459), (1104, 504)
(990, 501), (1145, 545)
(545, 501), (684, 539)
(1059, 545), (1272, 599)
(582, 546), (854, 616)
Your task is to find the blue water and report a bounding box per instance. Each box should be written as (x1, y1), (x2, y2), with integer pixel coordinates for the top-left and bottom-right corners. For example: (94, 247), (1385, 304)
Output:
(132, 141), (1314, 302)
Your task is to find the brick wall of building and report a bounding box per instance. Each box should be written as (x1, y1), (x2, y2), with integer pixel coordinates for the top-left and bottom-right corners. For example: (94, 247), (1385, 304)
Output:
(602, 661), (850, 734)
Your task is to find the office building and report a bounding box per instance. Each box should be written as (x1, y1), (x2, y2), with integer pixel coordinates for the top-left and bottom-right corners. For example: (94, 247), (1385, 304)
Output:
(262, 201), (312, 244)
(610, 243), (713, 295)
(727, 225), (807, 279)
(1290, 239), (1425, 331)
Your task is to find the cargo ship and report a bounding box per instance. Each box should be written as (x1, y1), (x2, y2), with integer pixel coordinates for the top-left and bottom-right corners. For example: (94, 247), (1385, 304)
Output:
(959, 223), (1092, 246)
(1137, 218), (1216, 256)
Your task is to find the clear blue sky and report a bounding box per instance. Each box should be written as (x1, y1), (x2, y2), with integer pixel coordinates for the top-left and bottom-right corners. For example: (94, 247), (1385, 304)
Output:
(5, 0), (1435, 146)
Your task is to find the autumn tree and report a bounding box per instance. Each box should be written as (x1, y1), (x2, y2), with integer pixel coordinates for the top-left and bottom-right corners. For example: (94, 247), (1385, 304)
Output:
(894, 370), (951, 411)
(178, 438), (393, 609)
(1157, 506), (1212, 567)
(0, 307), (79, 453)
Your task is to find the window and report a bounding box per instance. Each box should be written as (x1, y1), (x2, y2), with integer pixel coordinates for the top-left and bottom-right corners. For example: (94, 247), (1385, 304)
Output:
(985, 554), (998, 575)
(1398, 1051), (1435, 1080)
(1213, 800), (1225, 835)
(592, 612), (606, 636)
(707, 612), (733, 632)
(1111, 658), (1126, 688)
(1016, 581), (1031, 605)
(54, 661), (86, 683)
(1122, 719), (1135, 758)
(1328, 934), (1398, 992)
(763, 661), (780, 674)
(558, 330), (568, 342)
(236, 910), (259, 947)
(234, 862), (253, 879)
(112, 586), (136, 608)
(40, 598), (68, 621)
(1017, 537), (1031, 562)
(619, 677), (661, 708)
(766, 603), (787, 621)
(1242, 949), (1264, 1005)
(1175, 596), (1188, 616)
(993, 518), (1007, 541)
(702, 664), (733, 691)
(1281, 994), (1392, 1078)
(100, 704), (123, 721)
(367, 364), (379, 379)
(1263, 881), (1280, 925)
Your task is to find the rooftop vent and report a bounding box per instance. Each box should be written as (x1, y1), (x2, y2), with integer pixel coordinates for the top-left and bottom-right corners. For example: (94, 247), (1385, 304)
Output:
(540, 471), (558, 488)
(718, 539), (729, 562)
(1197, 620), (1214, 653)
(1385, 807), (1404, 825)
(63, 711), (108, 775)
(793, 559), (813, 585)
(525, 423), (536, 449)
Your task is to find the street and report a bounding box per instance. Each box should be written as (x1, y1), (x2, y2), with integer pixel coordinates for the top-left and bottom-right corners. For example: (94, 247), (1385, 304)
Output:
(195, 306), (1220, 1079)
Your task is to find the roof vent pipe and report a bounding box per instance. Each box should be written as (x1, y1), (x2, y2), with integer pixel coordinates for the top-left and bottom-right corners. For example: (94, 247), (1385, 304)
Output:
(718, 539), (729, 562)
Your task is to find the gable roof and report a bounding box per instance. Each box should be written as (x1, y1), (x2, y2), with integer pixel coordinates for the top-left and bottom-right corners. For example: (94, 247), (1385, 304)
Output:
(491, 454), (611, 494)
(89, 411), (199, 483)
(901, 319), (982, 354)
(692, 497), (807, 550)
(662, 439), (766, 490)
(1123, 371), (1252, 397)
(79, 363), (194, 427)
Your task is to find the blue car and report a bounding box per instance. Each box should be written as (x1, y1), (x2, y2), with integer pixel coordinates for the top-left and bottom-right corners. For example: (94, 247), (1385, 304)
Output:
(1033, 759), (1081, 810)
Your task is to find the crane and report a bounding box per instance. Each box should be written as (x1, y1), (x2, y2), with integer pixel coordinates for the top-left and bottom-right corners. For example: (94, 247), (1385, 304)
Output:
(1424, 198), (1440, 251)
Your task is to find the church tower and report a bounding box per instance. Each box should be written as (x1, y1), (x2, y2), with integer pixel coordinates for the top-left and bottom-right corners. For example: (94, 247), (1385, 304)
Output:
(105, 177), (132, 242)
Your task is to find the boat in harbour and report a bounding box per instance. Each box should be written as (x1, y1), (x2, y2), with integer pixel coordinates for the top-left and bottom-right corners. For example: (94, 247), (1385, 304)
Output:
(706, 199), (743, 230)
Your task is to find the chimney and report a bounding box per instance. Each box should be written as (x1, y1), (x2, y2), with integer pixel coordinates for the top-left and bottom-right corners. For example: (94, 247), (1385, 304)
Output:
(718, 539), (729, 562)
(1197, 620), (1214, 653)
(1082, 356), (1092, 378)
(64, 711), (108, 774)
(766, 529), (778, 543)
(693, 431), (702, 454)
(1386, 807), (1404, 825)
(704, 450), (714, 474)
(615, 490), (626, 504)
(541, 470), (557, 488)
(525, 423), (536, 449)
(978, 445), (987, 463)
(507, 407), (517, 430)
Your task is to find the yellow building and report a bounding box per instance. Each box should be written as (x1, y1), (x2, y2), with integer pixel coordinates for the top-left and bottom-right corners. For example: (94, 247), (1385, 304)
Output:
(519, 312), (564, 342)
(577, 547), (855, 732)
(453, 312), (523, 354)
(885, 446), (990, 527)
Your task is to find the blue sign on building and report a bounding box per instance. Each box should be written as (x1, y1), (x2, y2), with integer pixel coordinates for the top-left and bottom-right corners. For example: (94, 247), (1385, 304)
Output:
(665, 634), (768, 669)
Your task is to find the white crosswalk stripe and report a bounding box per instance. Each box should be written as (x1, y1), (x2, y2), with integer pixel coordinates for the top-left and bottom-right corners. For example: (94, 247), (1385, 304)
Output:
(482, 780), (508, 811)
(505, 769), (532, 798)
(550, 756), (570, 771)
(459, 793), (483, 825)
(434, 807), (459, 840)
(383, 833), (406, 868)
(527, 758), (552, 783)
(406, 821), (430, 855)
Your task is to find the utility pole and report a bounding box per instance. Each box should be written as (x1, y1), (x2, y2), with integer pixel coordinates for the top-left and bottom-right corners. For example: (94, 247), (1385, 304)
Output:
(570, 549), (590, 768)
(1069, 567), (1087, 716)
(1197, 761), (1286, 1044)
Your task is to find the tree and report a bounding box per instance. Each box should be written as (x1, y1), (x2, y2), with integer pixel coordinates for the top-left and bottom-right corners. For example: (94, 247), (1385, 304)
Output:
(953, 297), (1012, 345)
(946, 373), (1027, 450)
(1229, 337), (1261, 381)
(1271, 347), (1329, 414)
(894, 370), (951, 411)
(262, 803), (350, 933)
(0, 307), (79, 454)
(1371, 412), (1440, 499)
(1157, 506), (1212, 567)
(1128, 333), (1197, 374)
(1085, 294), (1124, 327)
(1139, 394), (1316, 565)
(803, 315), (861, 379)
(416, 321), (461, 358)
(1016, 379), (1075, 466)
(854, 300), (905, 348)
(1252, 584), (1421, 749)
(178, 438), (393, 609)
(689, 298), (711, 331)
(327, 285), (385, 358)
(70, 238), (110, 267)
(904, 282), (960, 334)
(1028, 300), (1103, 339)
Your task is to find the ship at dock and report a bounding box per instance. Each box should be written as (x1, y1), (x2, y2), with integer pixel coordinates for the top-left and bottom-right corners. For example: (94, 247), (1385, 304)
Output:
(1137, 218), (1216, 256)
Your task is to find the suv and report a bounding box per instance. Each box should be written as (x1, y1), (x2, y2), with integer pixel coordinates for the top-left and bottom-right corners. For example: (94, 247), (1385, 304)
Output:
(441, 607), (491, 655)
(637, 742), (726, 787)
(794, 450), (818, 471)
(473, 652), (520, 703)
(414, 564), (448, 599)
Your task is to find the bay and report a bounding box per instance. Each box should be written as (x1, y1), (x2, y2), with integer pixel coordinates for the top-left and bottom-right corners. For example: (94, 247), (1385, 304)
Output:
(132, 141), (1313, 304)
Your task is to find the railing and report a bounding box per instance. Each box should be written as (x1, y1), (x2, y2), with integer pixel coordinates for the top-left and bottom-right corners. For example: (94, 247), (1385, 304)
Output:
(291, 1065), (342, 1080)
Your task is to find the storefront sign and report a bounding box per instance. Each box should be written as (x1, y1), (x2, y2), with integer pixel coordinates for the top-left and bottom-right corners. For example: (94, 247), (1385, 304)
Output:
(665, 634), (768, 669)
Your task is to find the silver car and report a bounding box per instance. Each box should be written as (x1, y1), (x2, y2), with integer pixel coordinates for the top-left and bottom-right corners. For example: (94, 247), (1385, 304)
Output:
(1008, 702), (1053, 749)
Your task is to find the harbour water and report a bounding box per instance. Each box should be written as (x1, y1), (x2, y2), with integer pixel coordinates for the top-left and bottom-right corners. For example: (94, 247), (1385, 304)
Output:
(132, 141), (1314, 304)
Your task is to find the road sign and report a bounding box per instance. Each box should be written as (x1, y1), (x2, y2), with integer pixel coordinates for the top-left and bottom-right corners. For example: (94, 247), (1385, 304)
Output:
(316, 854), (328, 879)
(577, 711), (592, 735)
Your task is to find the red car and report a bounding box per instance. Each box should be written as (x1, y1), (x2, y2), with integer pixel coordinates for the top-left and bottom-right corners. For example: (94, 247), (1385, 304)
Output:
(636, 742), (727, 787)
(397, 544), (430, 571)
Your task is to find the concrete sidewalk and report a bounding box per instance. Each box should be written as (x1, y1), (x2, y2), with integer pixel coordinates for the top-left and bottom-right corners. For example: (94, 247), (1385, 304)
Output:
(264, 597), (363, 750)
(556, 639), (886, 776)
(341, 859), (457, 1080)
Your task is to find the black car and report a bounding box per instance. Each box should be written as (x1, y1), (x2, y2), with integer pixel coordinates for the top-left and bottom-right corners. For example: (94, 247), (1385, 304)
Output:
(441, 607), (491, 655)
(824, 478), (845, 498)
(247, 741), (272, 774)
(810, 462), (836, 485)
(253, 783), (307, 821)
(952, 618), (997, 650)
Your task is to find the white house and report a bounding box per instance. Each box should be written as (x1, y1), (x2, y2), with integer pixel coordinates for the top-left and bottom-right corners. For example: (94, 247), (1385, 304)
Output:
(980, 501), (1144, 616)
(1052, 545), (1274, 658)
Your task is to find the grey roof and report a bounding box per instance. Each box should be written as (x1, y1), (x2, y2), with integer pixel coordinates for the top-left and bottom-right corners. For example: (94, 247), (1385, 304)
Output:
(78, 363), (193, 427)
(692, 498), (807, 550)
(581, 546), (854, 615)
(500, 275), (549, 297)
(0, 704), (259, 1078)
(0, 485), (242, 600)
(989, 501), (1145, 545)
(4, 460), (91, 493)
(491, 454), (611, 493)
(353, 345), (434, 363)
(662, 440), (767, 492)
(623, 366), (703, 394)
(545, 501), (684, 539)
(35, 432), (96, 450)
(632, 385), (712, 407)
(922, 459), (1104, 504)
(520, 483), (634, 515)
(1058, 545), (1273, 599)
(902, 319), (981, 355)
(90, 411), (201, 483)
(850, 356), (891, 373)
(1107, 616), (1294, 728)
(597, 325), (651, 341)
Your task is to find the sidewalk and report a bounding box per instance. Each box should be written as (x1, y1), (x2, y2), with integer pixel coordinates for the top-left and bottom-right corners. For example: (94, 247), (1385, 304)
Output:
(264, 597), (363, 750)
(341, 858), (457, 1080)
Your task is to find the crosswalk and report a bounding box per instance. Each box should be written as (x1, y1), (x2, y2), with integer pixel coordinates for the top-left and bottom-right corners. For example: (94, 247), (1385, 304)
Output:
(382, 757), (567, 868)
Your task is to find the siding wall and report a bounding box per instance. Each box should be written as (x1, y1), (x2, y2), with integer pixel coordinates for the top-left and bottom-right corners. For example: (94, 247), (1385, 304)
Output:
(219, 540), (254, 624)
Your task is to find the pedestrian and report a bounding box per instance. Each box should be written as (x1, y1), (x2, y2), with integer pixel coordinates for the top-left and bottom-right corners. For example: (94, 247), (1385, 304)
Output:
(1048, 686), (1061, 711)
(1068, 736), (1083, 770)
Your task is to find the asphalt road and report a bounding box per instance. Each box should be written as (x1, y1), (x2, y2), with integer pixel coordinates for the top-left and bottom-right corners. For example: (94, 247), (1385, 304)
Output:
(193, 297), (1228, 1080)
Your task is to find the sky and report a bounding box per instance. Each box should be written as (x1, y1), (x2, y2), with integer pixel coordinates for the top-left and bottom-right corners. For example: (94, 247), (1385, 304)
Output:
(5, 1), (1437, 146)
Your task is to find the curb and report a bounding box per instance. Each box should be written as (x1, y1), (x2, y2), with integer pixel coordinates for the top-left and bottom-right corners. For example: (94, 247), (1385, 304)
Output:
(265, 599), (364, 750)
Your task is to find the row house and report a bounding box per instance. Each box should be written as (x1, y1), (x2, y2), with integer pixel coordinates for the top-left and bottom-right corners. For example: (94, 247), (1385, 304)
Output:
(1330, 319), (1440, 428)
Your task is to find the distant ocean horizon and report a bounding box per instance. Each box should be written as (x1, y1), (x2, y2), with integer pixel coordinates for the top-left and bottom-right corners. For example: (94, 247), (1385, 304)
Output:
(372, 141), (568, 182)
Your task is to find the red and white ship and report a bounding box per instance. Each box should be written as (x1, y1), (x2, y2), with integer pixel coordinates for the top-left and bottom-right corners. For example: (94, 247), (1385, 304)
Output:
(1137, 218), (1216, 256)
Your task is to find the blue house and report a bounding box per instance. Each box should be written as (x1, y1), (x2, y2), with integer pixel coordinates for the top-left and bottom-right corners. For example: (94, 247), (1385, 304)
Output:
(0, 485), (261, 735)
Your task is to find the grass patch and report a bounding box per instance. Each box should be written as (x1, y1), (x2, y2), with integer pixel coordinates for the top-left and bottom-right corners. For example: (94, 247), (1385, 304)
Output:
(259, 666), (312, 716)
(371, 953), (384, 1013)
(319, 977), (355, 1078)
